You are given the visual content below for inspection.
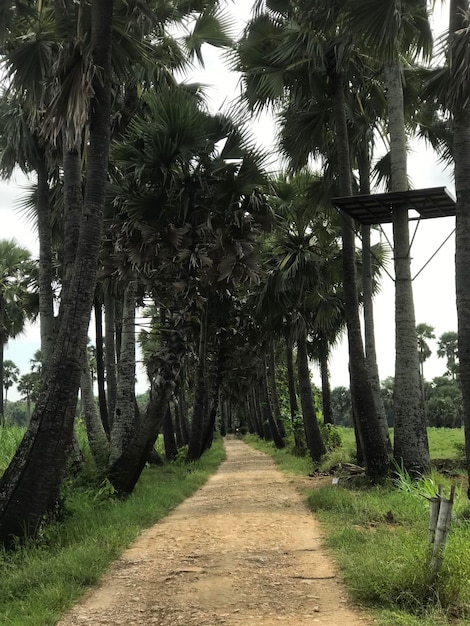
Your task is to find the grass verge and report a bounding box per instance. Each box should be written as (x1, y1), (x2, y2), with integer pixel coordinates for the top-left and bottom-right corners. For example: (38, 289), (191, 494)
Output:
(0, 437), (225, 626)
(245, 429), (470, 626)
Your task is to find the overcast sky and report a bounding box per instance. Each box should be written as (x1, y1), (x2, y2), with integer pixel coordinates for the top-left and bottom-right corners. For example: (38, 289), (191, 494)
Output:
(1, 0), (455, 400)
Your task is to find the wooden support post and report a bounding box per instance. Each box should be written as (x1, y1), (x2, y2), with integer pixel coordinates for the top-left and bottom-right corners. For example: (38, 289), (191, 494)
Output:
(428, 485), (442, 544)
(430, 485), (456, 578)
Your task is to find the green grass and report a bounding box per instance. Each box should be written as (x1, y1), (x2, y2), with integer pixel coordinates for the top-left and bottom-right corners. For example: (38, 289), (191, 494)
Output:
(245, 428), (470, 626)
(0, 437), (225, 626)
(0, 425), (25, 472)
(427, 427), (466, 461)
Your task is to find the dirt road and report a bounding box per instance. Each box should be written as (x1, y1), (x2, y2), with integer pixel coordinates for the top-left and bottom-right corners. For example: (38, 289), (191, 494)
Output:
(57, 438), (372, 626)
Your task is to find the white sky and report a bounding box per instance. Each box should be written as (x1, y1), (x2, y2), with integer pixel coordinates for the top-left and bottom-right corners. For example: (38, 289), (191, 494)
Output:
(1, 0), (454, 400)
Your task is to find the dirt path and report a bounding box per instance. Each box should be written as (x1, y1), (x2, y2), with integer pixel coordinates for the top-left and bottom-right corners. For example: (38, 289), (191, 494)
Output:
(57, 438), (372, 626)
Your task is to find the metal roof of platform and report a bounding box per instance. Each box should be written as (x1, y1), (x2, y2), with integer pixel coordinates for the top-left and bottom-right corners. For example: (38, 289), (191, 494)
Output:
(332, 187), (456, 225)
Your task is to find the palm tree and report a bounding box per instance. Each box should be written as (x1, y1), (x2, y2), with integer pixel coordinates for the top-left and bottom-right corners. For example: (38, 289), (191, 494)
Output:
(0, 239), (34, 426)
(0, 0), (234, 542)
(425, 0), (470, 495)
(416, 322), (435, 418)
(349, 0), (433, 474)
(417, 323), (435, 383)
(2, 359), (19, 409)
(0, 0), (115, 546)
(17, 372), (40, 423)
(437, 331), (459, 382)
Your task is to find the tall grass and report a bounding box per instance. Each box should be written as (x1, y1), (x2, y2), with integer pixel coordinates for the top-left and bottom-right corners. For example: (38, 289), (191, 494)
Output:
(0, 425), (25, 472)
(0, 436), (225, 626)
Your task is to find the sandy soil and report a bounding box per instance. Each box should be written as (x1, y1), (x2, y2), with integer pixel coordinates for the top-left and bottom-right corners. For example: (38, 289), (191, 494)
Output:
(57, 438), (373, 626)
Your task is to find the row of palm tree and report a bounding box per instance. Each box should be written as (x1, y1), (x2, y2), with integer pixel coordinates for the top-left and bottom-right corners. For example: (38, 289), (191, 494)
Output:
(0, 0), (469, 546)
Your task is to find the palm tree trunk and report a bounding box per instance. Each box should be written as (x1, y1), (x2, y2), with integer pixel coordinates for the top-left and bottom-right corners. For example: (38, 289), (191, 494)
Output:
(104, 290), (118, 427)
(107, 380), (171, 495)
(330, 70), (389, 477)
(357, 150), (392, 453)
(0, 0), (114, 546)
(177, 385), (190, 445)
(268, 339), (286, 437)
(61, 140), (83, 302)
(109, 280), (138, 467)
(80, 348), (109, 470)
(163, 404), (178, 461)
(285, 333), (299, 420)
(94, 292), (109, 433)
(318, 338), (333, 424)
(297, 328), (325, 463)
(187, 303), (209, 461)
(384, 62), (430, 473)
(362, 225), (392, 453)
(450, 0), (470, 497)
(36, 156), (55, 369)
(251, 388), (265, 439)
(262, 359), (285, 449)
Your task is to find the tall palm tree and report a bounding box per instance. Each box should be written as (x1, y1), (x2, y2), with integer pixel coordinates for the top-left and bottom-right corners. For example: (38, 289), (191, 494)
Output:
(437, 331), (459, 382)
(0, 0), (234, 541)
(0, 0), (115, 546)
(349, 0), (433, 473)
(437, 0), (470, 494)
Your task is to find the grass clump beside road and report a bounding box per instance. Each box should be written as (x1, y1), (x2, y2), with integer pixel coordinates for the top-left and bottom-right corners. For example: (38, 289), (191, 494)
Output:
(0, 436), (225, 626)
(246, 427), (470, 626)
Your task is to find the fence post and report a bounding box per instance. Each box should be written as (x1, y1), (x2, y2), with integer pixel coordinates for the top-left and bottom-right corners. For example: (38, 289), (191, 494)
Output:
(430, 485), (455, 578)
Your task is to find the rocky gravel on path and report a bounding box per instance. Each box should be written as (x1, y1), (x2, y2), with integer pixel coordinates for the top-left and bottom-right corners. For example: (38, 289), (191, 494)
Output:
(57, 438), (372, 626)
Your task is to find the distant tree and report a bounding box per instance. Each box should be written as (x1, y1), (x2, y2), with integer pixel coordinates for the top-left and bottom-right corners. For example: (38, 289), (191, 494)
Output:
(29, 350), (43, 375)
(2, 359), (20, 415)
(3, 401), (28, 428)
(0, 240), (34, 425)
(330, 386), (353, 427)
(427, 376), (462, 428)
(416, 323), (435, 418)
(416, 323), (435, 381)
(437, 331), (459, 381)
(380, 377), (395, 428)
(17, 372), (40, 423)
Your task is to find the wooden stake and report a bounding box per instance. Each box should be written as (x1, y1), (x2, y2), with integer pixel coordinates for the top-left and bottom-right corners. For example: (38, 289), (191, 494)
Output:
(430, 485), (456, 577)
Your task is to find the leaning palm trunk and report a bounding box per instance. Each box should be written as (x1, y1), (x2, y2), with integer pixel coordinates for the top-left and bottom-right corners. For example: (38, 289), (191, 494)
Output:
(162, 404), (178, 461)
(384, 62), (430, 473)
(80, 347), (110, 470)
(109, 279), (138, 467)
(362, 225), (392, 453)
(330, 70), (389, 477)
(107, 324), (185, 495)
(93, 291), (109, 433)
(317, 336), (333, 424)
(261, 361), (285, 449)
(297, 327), (325, 463)
(450, 0), (470, 496)
(0, 0), (114, 546)
(104, 290), (118, 427)
(268, 339), (286, 437)
(187, 303), (209, 461)
(36, 156), (55, 369)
